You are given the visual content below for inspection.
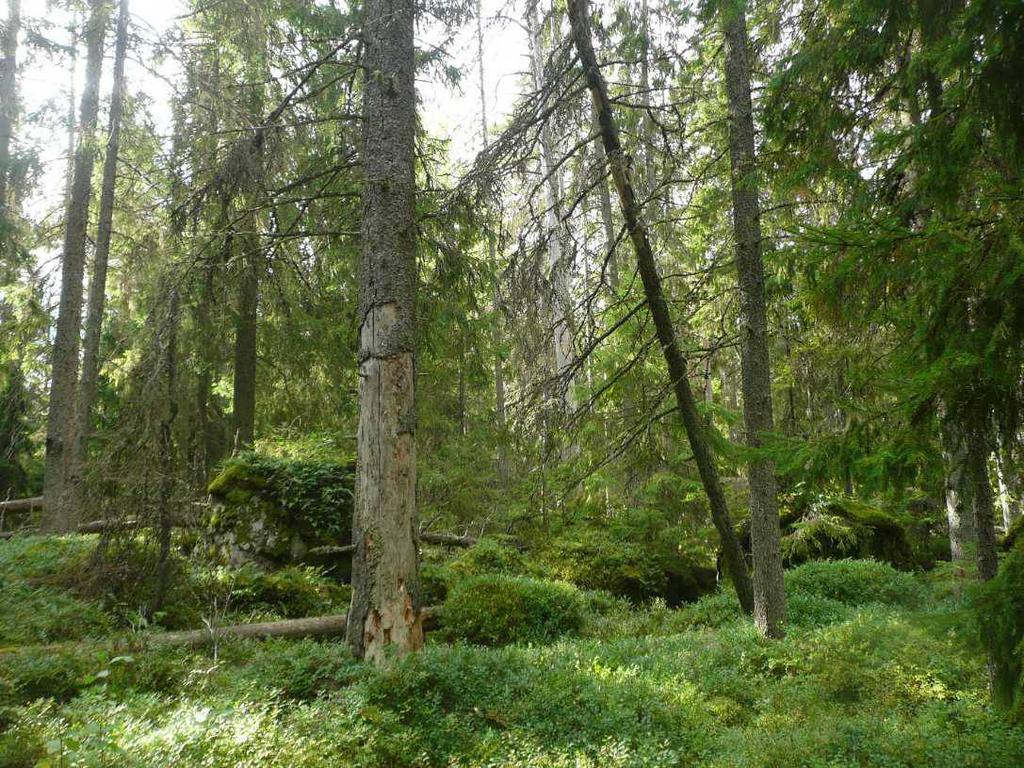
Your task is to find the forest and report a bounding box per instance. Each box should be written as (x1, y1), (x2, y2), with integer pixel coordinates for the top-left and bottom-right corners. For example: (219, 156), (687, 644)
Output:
(0, 0), (1023, 764)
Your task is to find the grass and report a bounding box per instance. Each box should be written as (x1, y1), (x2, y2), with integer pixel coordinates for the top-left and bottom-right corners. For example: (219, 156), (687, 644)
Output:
(0, 536), (1019, 768)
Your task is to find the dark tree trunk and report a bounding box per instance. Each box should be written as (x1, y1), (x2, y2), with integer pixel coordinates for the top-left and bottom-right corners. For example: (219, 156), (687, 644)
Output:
(345, 0), (424, 663)
(591, 104), (619, 292)
(153, 288), (179, 612)
(567, 0), (754, 613)
(41, 0), (109, 532)
(965, 419), (998, 581)
(231, 228), (258, 451)
(721, 0), (787, 638)
(72, 0), (130, 486)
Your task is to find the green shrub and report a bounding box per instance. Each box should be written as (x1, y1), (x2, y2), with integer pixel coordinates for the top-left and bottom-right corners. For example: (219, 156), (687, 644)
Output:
(418, 561), (451, 604)
(447, 538), (530, 580)
(974, 543), (1024, 717)
(0, 580), (110, 646)
(443, 575), (586, 646)
(785, 559), (922, 608)
(196, 564), (350, 619)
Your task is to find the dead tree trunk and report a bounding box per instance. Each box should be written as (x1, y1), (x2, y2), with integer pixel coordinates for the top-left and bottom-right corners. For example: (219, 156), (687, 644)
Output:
(567, 0), (754, 613)
(721, 0), (787, 638)
(527, 0), (576, 413)
(475, 0), (510, 485)
(41, 0), (109, 532)
(345, 0), (424, 663)
(72, 0), (130, 486)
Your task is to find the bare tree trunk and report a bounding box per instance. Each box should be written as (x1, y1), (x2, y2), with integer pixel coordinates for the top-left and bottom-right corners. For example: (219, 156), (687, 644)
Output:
(41, 0), (109, 532)
(232, 227), (258, 450)
(527, 0), (575, 412)
(71, 0), (129, 487)
(721, 0), (787, 638)
(475, 0), (510, 484)
(0, 0), (19, 233)
(345, 0), (423, 663)
(568, 0), (754, 613)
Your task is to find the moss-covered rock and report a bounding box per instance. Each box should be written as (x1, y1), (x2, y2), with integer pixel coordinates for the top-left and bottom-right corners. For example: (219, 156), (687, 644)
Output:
(536, 522), (717, 606)
(206, 453), (354, 570)
(740, 497), (916, 570)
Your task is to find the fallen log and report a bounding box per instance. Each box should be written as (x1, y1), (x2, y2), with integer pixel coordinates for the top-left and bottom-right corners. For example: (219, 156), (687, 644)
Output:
(420, 531), (476, 548)
(0, 606), (442, 658)
(0, 496), (44, 514)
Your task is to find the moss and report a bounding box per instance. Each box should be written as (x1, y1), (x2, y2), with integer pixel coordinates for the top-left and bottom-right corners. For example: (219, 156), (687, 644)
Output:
(206, 453), (355, 566)
(1002, 515), (1024, 552)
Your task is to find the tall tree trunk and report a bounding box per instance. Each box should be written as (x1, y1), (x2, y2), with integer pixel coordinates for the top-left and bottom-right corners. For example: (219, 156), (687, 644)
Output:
(232, 226), (258, 451)
(0, 0), (19, 235)
(345, 0), (423, 663)
(568, 0), (754, 613)
(475, 0), (510, 484)
(965, 418), (998, 581)
(153, 287), (179, 612)
(41, 0), (109, 532)
(721, 0), (787, 638)
(71, 0), (129, 486)
(527, 0), (575, 412)
(942, 412), (976, 561)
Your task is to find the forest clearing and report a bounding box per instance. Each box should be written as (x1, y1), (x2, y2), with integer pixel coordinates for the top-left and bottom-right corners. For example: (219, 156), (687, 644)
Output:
(0, 0), (1022, 764)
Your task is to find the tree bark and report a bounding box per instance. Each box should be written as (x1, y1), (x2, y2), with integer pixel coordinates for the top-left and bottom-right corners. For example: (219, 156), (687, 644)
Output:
(71, 0), (129, 488)
(345, 0), (424, 663)
(567, 0), (754, 613)
(0, 0), (19, 233)
(475, 0), (510, 484)
(41, 0), (109, 532)
(965, 419), (998, 580)
(153, 287), (179, 612)
(721, 0), (787, 638)
(232, 226), (258, 450)
(591, 104), (619, 292)
(527, 0), (575, 412)
(942, 414), (976, 561)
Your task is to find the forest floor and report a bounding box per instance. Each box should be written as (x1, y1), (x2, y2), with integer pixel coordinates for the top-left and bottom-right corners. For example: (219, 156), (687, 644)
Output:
(1, 535), (1021, 768)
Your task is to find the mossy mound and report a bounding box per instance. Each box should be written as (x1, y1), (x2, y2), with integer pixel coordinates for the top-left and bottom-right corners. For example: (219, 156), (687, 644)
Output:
(206, 453), (354, 569)
(536, 521), (717, 606)
(741, 497), (916, 570)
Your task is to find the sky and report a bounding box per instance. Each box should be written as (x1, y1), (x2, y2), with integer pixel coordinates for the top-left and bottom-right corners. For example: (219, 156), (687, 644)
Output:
(12, 0), (531, 237)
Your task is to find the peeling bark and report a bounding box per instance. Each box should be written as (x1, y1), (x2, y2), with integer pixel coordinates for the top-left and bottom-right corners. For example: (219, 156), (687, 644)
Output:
(345, 0), (423, 663)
